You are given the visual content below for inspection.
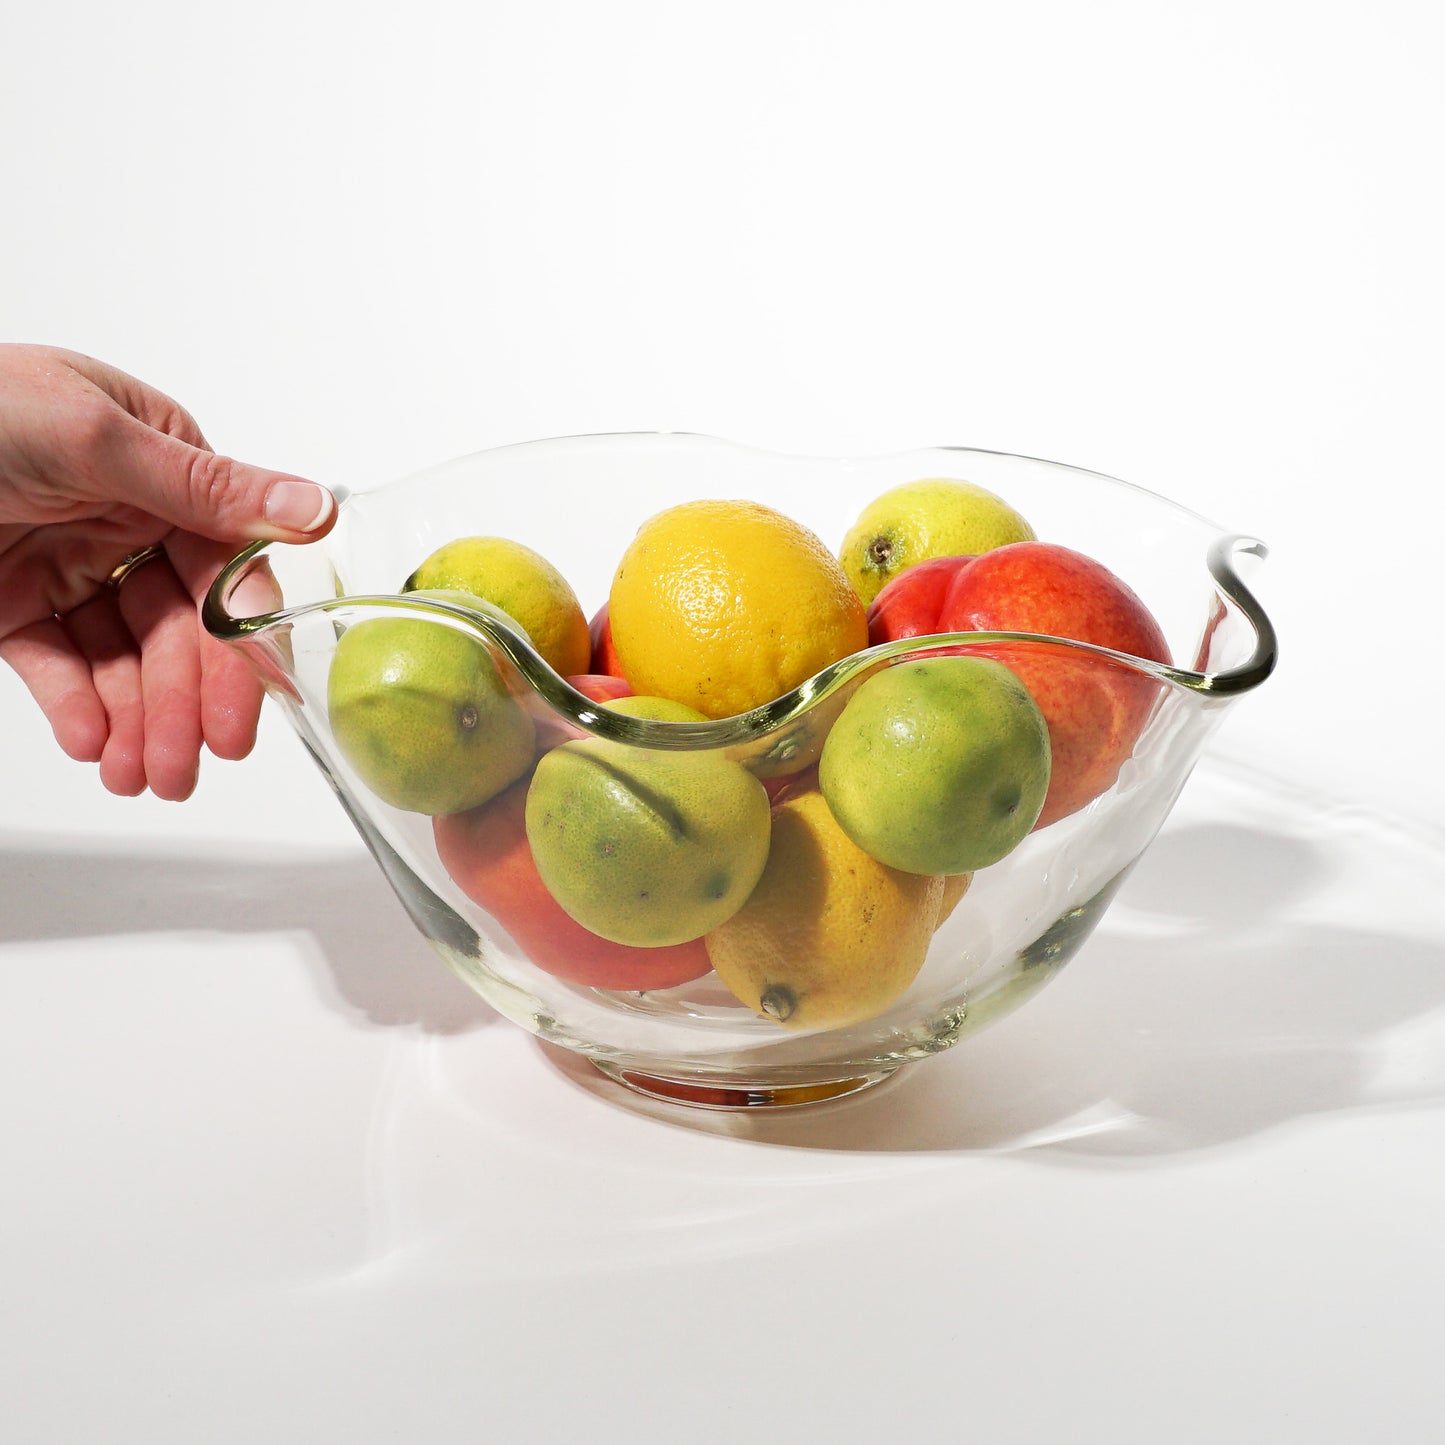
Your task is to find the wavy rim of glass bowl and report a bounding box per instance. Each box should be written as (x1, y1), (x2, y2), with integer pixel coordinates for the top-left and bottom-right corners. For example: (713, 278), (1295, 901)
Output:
(201, 435), (1277, 747)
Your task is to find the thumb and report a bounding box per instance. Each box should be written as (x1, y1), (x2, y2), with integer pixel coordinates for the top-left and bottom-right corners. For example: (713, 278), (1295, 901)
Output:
(115, 416), (337, 546)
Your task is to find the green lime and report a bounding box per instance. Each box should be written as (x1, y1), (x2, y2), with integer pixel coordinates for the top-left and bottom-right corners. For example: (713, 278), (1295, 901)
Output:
(818, 657), (1050, 873)
(606, 696), (707, 722)
(525, 739), (771, 947)
(327, 590), (536, 815)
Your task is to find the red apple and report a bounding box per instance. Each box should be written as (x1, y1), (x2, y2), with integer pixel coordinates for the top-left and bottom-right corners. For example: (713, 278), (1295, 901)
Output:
(588, 601), (626, 679)
(434, 779), (713, 990)
(866, 554), (977, 645)
(937, 542), (1171, 828)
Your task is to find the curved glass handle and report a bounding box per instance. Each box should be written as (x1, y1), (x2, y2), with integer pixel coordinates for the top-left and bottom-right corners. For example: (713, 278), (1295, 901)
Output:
(1197, 535), (1277, 697)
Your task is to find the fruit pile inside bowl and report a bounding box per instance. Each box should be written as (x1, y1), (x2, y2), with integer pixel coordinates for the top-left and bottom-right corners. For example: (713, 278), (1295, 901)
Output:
(205, 434), (1275, 1109)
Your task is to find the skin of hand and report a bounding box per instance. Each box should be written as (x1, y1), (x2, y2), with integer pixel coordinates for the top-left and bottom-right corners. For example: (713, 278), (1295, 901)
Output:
(0, 344), (337, 800)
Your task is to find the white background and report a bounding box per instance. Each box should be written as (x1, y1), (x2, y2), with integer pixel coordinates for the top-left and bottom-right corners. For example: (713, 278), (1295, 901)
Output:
(2, 3), (1443, 1441)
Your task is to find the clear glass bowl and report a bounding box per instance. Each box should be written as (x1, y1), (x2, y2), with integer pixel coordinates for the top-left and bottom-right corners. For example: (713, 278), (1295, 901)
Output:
(204, 434), (1275, 1109)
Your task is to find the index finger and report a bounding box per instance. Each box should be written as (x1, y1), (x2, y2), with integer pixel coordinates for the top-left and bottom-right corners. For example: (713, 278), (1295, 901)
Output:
(165, 532), (267, 762)
(55, 349), (212, 449)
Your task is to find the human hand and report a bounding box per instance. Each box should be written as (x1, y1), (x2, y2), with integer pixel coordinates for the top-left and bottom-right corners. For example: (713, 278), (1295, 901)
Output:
(0, 344), (337, 800)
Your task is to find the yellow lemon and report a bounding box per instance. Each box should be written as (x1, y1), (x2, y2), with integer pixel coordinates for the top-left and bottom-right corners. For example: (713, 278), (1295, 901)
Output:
(838, 478), (1036, 604)
(609, 499), (868, 719)
(936, 871), (972, 928)
(405, 535), (591, 677)
(705, 789), (943, 1031)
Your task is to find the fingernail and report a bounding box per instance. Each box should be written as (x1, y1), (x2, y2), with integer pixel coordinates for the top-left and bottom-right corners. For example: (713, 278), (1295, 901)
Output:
(264, 480), (336, 534)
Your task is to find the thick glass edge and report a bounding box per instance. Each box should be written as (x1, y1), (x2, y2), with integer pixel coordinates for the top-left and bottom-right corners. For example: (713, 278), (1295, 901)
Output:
(201, 438), (1278, 749)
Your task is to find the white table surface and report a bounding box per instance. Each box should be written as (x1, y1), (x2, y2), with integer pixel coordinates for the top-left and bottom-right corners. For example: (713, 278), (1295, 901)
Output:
(3, 4), (1443, 1441)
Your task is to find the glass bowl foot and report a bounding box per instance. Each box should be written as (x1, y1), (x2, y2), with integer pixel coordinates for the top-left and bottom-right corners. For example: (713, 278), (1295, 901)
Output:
(591, 1060), (899, 1110)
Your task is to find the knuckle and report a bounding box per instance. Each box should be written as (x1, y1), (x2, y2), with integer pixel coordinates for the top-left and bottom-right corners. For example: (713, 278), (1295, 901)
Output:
(187, 450), (239, 510)
(72, 391), (127, 458)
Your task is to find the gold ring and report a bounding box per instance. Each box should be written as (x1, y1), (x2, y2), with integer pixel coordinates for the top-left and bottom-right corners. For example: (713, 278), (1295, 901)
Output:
(106, 543), (167, 589)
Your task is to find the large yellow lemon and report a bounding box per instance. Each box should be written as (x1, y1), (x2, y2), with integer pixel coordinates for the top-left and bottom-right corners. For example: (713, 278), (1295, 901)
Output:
(608, 499), (868, 720)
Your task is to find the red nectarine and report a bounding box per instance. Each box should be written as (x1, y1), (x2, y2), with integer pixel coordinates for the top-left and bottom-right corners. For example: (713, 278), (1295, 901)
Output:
(937, 542), (1171, 827)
